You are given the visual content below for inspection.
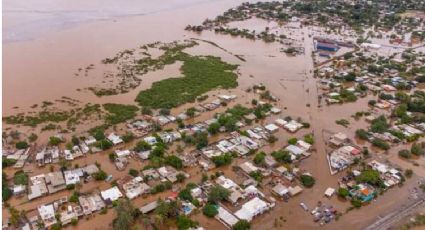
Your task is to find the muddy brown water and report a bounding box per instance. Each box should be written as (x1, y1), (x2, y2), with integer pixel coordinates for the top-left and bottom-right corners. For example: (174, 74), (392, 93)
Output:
(3, 0), (423, 229)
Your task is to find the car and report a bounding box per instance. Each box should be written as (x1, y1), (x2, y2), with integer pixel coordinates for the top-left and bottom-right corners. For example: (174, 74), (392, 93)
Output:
(105, 175), (113, 182)
(300, 202), (308, 211)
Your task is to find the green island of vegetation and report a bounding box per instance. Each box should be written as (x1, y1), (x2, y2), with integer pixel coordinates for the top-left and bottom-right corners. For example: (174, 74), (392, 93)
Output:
(135, 53), (238, 108)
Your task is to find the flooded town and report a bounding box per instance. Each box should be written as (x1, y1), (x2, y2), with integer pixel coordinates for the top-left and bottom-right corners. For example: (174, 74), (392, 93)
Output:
(2, 0), (425, 230)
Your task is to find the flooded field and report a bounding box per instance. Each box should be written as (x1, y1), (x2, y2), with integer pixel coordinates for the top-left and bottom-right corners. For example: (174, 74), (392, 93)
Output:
(3, 0), (425, 230)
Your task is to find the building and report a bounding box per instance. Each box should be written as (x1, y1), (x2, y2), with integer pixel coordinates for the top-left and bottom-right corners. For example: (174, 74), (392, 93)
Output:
(234, 197), (271, 222)
(45, 171), (66, 193)
(101, 186), (123, 204)
(38, 204), (57, 227)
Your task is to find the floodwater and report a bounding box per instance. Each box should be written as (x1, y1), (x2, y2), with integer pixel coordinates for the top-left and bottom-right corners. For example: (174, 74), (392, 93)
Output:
(3, 0), (422, 230)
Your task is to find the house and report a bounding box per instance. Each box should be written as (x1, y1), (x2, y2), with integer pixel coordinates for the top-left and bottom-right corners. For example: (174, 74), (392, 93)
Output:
(60, 205), (78, 225)
(283, 120), (303, 133)
(272, 183), (289, 197)
(12, 185), (26, 196)
(324, 187), (335, 197)
(101, 186), (123, 204)
(144, 136), (157, 146)
(139, 201), (158, 214)
(64, 169), (82, 185)
(285, 145), (308, 160)
(85, 136), (97, 146)
(28, 176), (48, 200)
(120, 176), (151, 199)
(239, 162), (259, 175)
(234, 197), (271, 222)
(265, 123), (279, 133)
(78, 194), (105, 215)
(275, 118), (288, 127)
(45, 171), (66, 193)
(115, 149), (131, 158)
(108, 133), (123, 145)
(264, 155), (277, 168)
(217, 206), (239, 228)
(38, 204), (57, 227)
(288, 186), (303, 196)
(329, 132), (349, 147)
(270, 107), (281, 114)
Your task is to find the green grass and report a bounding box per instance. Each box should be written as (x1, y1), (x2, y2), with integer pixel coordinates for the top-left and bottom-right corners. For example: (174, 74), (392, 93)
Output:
(103, 103), (139, 124)
(135, 54), (238, 108)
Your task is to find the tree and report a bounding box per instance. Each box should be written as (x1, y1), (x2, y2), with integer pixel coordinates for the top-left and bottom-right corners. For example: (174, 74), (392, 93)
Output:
(93, 129), (105, 140)
(95, 139), (113, 150)
(411, 143), (424, 156)
(271, 150), (292, 163)
(178, 188), (193, 202)
(122, 132), (134, 143)
(372, 138), (390, 150)
(370, 115), (389, 133)
(300, 175), (315, 188)
(207, 122), (221, 134)
(3, 158), (17, 168)
(13, 170), (28, 185)
(9, 207), (21, 227)
(134, 140), (151, 152)
(194, 132), (208, 150)
(233, 220), (251, 230)
(405, 169), (413, 178)
(202, 204), (218, 217)
(71, 136), (80, 145)
(253, 152), (266, 165)
(355, 129), (369, 140)
(356, 170), (382, 186)
(176, 173), (186, 183)
(159, 108), (170, 116)
(93, 170), (107, 181)
(337, 188), (349, 198)
(49, 136), (63, 146)
(165, 155), (183, 169)
(2, 173), (12, 202)
(176, 215), (198, 230)
(129, 169), (139, 177)
(155, 199), (179, 220)
(304, 134), (314, 145)
(69, 191), (79, 203)
(28, 133), (38, 142)
(208, 185), (230, 204)
(398, 149), (411, 159)
(211, 153), (233, 167)
(15, 141), (29, 149)
(287, 137), (298, 145)
(186, 107), (197, 118)
(141, 107), (153, 115)
(351, 198), (362, 208)
(113, 199), (136, 230)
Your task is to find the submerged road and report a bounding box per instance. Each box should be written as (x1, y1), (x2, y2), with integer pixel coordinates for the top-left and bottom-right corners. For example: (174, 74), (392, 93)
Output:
(363, 189), (425, 230)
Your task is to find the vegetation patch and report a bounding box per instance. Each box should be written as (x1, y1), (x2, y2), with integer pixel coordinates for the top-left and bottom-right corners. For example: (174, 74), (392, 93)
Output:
(135, 53), (238, 108)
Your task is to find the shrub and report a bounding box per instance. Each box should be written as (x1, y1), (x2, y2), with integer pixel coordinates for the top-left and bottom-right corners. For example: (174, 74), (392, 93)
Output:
(300, 174), (315, 188)
(211, 153), (233, 167)
(304, 134), (314, 145)
(398, 149), (411, 159)
(253, 152), (266, 165)
(233, 220), (251, 230)
(337, 188), (349, 198)
(372, 138), (390, 150)
(165, 155), (183, 169)
(203, 204), (218, 218)
(355, 129), (369, 140)
(15, 141), (29, 149)
(129, 169), (139, 177)
(287, 137), (298, 145)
